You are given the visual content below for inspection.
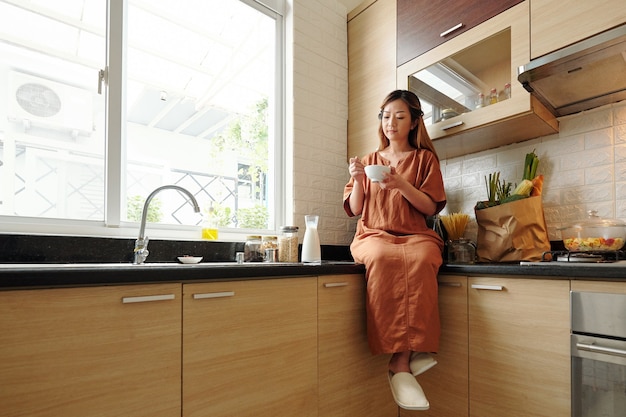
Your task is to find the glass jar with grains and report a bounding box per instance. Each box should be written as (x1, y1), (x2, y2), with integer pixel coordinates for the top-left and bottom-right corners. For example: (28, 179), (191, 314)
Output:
(278, 226), (299, 262)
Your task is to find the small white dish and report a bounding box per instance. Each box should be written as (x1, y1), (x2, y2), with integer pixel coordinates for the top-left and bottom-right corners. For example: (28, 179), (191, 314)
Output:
(177, 256), (203, 264)
(364, 165), (391, 182)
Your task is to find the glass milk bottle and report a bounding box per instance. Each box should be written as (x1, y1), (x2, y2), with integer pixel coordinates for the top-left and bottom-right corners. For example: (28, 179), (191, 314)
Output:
(301, 214), (321, 263)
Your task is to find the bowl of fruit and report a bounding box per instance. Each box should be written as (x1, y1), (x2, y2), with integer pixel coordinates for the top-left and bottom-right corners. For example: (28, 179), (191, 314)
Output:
(559, 211), (626, 252)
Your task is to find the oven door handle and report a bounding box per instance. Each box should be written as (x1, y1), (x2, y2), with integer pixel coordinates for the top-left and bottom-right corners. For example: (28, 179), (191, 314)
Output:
(576, 342), (626, 358)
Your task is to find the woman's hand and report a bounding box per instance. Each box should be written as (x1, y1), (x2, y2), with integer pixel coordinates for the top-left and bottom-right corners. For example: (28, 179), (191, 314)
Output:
(379, 166), (405, 190)
(380, 167), (437, 215)
(349, 156), (365, 183)
(348, 156), (365, 216)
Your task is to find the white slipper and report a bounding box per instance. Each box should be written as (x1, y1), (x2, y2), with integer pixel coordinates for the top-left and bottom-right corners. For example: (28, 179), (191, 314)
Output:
(409, 352), (437, 376)
(387, 371), (430, 411)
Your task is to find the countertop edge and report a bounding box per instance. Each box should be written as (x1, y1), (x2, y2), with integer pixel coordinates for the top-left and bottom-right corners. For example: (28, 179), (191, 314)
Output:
(440, 263), (626, 281)
(0, 262), (367, 290)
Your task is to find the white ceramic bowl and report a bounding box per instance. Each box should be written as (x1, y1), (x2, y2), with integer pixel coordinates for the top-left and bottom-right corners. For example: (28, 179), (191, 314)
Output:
(364, 165), (391, 182)
(177, 256), (203, 264)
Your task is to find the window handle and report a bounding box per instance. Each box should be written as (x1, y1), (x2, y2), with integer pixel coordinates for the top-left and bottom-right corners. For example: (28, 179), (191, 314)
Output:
(98, 68), (107, 94)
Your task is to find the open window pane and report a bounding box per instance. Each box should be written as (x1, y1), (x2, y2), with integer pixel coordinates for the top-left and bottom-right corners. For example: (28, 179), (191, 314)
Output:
(124, 0), (277, 231)
(0, 0), (106, 220)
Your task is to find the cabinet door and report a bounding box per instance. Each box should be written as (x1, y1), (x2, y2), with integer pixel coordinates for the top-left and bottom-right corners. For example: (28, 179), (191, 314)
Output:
(400, 275), (469, 417)
(318, 274), (397, 416)
(0, 284), (182, 417)
(183, 277), (317, 417)
(397, 0), (522, 66)
(530, 0), (626, 58)
(468, 277), (570, 417)
(396, 2), (558, 159)
(347, 0), (397, 160)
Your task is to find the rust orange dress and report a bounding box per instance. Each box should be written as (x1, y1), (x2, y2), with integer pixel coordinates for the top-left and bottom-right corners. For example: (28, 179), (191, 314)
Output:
(343, 149), (446, 355)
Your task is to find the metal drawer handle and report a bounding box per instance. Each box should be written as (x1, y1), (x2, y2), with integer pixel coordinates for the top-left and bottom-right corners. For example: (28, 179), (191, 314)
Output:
(441, 121), (464, 130)
(439, 281), (462, 287)
(471, 284), (504, 291)
(122, 294), (176, 304)
(193, 291), (235, 299)
(324, 282), (349, 288)
(440, 23), (464, 38)
(576, 342), (626, 358)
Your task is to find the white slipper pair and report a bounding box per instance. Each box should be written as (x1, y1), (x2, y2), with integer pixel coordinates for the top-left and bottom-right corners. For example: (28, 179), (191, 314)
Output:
(387, 353), (437, 410)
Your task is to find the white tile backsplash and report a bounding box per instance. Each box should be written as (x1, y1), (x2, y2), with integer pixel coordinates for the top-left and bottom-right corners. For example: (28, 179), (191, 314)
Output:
(439, 101), (626, 242)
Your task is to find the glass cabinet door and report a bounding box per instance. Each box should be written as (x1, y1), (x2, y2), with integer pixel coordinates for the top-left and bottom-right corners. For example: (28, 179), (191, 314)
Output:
(408, 29), (512, 127)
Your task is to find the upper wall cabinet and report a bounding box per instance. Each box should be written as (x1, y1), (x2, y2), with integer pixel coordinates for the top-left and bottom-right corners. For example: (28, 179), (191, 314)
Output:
(397, 0), (523, 66)
(347, 0), (397, 159)
(530, 0), (626, 59)
(396, 2), (558, 160)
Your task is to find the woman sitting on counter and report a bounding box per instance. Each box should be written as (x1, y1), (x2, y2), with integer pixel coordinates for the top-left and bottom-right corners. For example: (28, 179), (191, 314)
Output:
(343, 90), (447, 411)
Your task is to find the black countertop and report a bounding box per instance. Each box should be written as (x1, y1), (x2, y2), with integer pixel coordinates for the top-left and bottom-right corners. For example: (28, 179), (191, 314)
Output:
(1, 260), (626, 290)
(440, 262), (626, 281)
(0, 261), (366, 289)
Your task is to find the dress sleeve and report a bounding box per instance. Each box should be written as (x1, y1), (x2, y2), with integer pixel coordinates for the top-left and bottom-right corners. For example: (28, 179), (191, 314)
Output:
(419, 152), (447, 215)
(343, 176), (356, 217)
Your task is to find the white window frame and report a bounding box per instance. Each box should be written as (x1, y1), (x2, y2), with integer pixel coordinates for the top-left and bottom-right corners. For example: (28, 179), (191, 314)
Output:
(0, 0), (286, 242)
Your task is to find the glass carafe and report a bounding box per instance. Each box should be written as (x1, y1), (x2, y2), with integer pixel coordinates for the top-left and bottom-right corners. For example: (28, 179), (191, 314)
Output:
(301, 215), (321, 263)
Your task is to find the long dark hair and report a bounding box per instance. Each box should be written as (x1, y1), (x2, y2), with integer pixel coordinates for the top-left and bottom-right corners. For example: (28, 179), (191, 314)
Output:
(377, 90), (439, 160)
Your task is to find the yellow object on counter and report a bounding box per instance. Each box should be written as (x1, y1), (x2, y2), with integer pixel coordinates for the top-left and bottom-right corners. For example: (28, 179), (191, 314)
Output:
(201, 227), (218, 240)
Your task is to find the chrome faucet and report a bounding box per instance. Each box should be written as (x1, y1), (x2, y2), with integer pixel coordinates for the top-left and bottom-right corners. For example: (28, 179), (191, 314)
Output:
(133, 185), (201, 264)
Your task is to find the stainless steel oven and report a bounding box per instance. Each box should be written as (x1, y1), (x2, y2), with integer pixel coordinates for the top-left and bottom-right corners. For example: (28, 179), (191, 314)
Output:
(571, 291), (626, 417)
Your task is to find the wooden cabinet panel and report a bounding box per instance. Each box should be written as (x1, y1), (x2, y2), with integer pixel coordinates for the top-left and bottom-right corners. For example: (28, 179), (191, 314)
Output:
(396, 2), (558, 159)
(0, 284), (182, 417)
(182, 278), (318, 417)
(318, 274), (397, 416)
(347, 0), (397, 160)
(397, 0), (523, 66)
(530, 0), (626, 59)
(468, 277), (570, 417)
(400, 275), (469, 417)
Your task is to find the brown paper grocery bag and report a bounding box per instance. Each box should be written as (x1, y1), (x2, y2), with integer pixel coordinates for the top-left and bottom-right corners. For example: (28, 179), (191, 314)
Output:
(474, 196), (550, 262)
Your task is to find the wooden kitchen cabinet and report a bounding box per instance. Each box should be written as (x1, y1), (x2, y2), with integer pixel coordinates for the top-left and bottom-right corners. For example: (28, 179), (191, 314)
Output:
(396, 2), (558, 159)
(182, 277), (318, 417)
(318, 274), (397, 416)
(530, 0), (626, 59)
(400, 275), (469, 417)
(347, 0), (397, 160)
(468, 277), (570, 417)
(0, 284), (182, 417)
(397, 0), (522, 66)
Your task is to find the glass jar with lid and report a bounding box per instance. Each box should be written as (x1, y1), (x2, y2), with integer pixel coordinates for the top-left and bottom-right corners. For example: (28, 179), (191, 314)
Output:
(244, 235), (263, 262)
(278, 226), (299, 262)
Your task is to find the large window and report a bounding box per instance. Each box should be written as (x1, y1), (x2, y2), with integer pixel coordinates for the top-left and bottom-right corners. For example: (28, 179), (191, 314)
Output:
(0, 0), (284, 240)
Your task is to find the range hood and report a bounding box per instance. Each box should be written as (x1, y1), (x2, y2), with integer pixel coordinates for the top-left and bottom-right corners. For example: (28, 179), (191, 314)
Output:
(518, 24), (626, 117)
